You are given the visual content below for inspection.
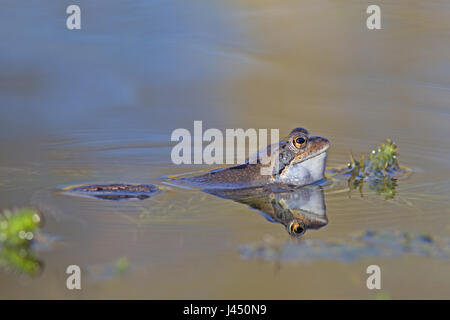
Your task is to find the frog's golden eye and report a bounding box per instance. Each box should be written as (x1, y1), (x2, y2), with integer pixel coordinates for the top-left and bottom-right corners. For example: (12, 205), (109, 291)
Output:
(292, 135), (307, 149)
(289, 221), (305, 236)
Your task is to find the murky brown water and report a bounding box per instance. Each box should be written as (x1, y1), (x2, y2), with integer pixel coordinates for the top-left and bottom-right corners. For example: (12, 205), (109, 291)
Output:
(1, 0), (450, 299)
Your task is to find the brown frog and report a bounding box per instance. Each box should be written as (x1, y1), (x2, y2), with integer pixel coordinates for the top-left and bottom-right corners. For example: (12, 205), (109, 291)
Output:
(177, 127), (330, 189)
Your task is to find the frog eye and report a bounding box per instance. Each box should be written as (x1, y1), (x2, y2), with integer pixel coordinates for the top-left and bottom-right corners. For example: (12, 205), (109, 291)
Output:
(288, 221), (305, 237)
(292, 135), (307, 149)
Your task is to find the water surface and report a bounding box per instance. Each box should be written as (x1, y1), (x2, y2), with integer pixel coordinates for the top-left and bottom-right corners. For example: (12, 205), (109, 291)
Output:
(0, 0), (449, 299)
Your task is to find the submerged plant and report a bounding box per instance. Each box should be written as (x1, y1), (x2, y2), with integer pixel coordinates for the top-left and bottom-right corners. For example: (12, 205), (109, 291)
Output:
(240, 230), (450, 263)
(0, 245), (43, 276)
(114, 257), (130, 275)
(0, 208), (43, 276)
(86, 256), (131, 280)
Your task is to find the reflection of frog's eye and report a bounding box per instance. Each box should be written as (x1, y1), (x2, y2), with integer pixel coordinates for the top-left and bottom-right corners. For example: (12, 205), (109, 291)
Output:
(293, 135), (307, 149)
(288, 221), (305, 236)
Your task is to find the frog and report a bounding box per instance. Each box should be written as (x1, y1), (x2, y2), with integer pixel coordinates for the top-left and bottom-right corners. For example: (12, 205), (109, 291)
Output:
(174, 127), (330, 189)
(63, 127), (330, 198)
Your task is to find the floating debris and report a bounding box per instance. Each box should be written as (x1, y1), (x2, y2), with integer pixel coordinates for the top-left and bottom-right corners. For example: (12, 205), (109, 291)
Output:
(240, 230), (450, 263)
(87, 256), (131, 280)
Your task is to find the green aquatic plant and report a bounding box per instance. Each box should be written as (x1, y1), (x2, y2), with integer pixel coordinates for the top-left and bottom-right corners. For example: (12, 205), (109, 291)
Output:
(329, 139), (406, 199)
(348, 139), (401, 176)
(0, 207), (42, 246)
(86, 256), (131, 280)
(114, 257), (130, 275)
(0, 208), (43, 276)
(367, 176), (398, 200)
(0, 245), (43, 276)
(374, 292), (392, 300)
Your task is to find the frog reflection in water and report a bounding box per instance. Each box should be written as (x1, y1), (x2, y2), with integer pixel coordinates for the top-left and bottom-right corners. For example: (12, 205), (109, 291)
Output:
(206, 185), (327, 237)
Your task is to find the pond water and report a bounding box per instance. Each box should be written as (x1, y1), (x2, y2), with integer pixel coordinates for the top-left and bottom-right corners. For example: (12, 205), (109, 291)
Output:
(0, 0), (449, 299)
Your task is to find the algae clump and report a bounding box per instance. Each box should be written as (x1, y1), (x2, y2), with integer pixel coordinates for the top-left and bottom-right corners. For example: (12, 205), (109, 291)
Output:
(329, 139), (408, 199)
(0, 207), (43, 276)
